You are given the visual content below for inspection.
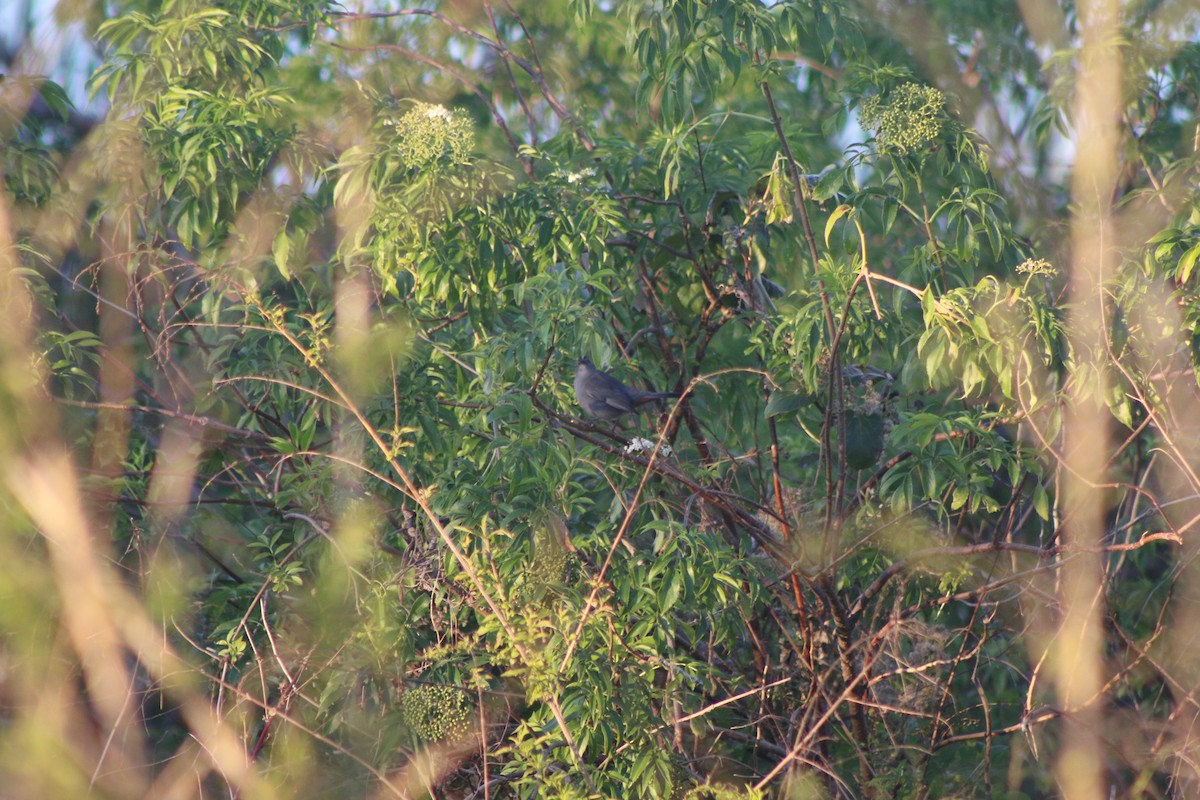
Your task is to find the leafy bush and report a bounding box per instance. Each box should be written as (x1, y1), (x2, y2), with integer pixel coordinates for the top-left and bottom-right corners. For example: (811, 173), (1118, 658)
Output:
(1, 1), (1198, 798)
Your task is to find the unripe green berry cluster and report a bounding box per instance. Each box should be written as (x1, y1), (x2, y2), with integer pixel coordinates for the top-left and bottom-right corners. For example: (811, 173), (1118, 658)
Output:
(859, 83), (948, 155)
(400, 685), (472, 742)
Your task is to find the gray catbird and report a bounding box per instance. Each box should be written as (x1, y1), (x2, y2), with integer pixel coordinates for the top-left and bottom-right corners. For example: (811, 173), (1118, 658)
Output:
(574, 357), (681, 419)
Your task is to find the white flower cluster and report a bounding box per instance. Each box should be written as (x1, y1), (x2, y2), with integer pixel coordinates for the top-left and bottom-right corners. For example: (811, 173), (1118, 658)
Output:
(566, 167), (597, 184)
(384, 101), (474, 171)
(625, 437), (673, 457)
(1016, 257), (1056, 276)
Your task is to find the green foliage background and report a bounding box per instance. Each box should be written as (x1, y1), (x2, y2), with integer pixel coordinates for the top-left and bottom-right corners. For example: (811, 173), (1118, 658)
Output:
(2, 0), (1199, 798)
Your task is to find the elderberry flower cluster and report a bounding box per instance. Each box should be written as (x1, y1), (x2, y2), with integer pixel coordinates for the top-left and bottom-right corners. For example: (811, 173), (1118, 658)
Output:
(383, 102), (474, 172)
(1016, 257), (1056, 276)
(625, 437), (673, 457)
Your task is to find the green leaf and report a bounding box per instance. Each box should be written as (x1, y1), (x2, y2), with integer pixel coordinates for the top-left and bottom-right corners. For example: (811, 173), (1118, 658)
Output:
(764, 390), (812, 418)
(1178, 242), (1200, 284)
(1033, 484), (1050, 521)
(907, 413), (943, 447)
(951, 485), (969, 510)
(273, 228), (291, 280)
(659, 572), (681, 612)
(970, 314), (993, 343)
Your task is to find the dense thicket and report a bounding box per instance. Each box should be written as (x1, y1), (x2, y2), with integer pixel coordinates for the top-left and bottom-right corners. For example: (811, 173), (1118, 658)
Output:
(2, 1), (1200, 798)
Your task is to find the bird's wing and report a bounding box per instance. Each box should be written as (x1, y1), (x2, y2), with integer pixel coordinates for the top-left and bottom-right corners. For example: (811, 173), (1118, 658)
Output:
(599, 389), (634, 413)
(590, 373), (635, 413)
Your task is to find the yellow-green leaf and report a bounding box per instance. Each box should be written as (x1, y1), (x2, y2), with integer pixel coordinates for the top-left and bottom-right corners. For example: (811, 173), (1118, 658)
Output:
(273, 229), (291, 280)
(825, 203), (852, 247)
(1178, 242), (1200, 284)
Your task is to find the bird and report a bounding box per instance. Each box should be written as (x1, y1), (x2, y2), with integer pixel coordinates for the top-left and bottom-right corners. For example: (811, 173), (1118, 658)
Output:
(574, 357), (681, 420)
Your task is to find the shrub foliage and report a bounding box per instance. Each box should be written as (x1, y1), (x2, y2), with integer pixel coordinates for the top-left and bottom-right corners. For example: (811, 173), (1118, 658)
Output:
(2, 1), (1200, 798)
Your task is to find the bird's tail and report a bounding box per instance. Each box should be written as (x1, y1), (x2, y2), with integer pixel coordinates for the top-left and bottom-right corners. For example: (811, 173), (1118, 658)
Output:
(634, 391), (682, 405)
